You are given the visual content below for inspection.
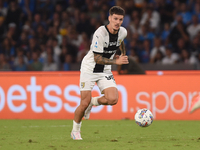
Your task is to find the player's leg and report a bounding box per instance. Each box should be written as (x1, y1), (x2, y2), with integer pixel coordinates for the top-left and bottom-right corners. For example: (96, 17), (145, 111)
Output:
(91, 73), (119, 106)
(74, 91), (92, 123)
(83, 73), (118, 119)
(84, 87), (118, 119)
(71, 91), (91, 140)
(97, 87), (118, 105)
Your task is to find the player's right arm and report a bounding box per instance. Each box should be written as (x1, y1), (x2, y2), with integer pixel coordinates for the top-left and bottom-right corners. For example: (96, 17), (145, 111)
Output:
(94, 53), (128, 65)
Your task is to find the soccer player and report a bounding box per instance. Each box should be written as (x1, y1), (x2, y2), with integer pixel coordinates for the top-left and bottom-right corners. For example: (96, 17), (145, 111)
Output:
(71, 6), (129, 140)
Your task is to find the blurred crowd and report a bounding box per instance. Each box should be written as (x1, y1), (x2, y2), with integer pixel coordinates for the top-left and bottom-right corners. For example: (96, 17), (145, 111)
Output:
(0, 0), (200, 71)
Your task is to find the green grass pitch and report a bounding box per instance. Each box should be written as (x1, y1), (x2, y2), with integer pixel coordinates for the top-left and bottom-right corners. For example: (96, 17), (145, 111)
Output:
(0, 120), (199, 150)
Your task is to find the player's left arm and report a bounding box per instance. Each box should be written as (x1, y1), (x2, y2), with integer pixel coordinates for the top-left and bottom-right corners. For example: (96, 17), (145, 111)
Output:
(119, 41), (126, 56)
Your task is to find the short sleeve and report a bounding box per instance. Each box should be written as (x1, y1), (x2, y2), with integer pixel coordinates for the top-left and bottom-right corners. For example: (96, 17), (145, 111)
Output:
(91, 33), (104, 54)
(121, 27), (127, 40)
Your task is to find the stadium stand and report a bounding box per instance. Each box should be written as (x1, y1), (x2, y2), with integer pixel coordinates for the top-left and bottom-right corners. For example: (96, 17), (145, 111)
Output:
(0, 0), (200, 71)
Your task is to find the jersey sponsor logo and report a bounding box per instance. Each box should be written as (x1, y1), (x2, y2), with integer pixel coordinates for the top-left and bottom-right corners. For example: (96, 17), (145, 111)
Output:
(104, 50), (117, 54)
(109, 41), (117, 46)
(94, 41), (98, 48)
(81, 82), (85, 88)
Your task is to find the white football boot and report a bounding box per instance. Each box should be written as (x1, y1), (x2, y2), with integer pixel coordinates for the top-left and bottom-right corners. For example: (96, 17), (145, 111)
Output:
(71, 131), (82, 140)
(84, 101), (93, 120)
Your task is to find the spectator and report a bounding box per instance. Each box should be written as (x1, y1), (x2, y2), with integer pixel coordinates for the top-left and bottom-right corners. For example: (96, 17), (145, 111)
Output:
(62, 53), (73, 71)
(14, 48), (28, 66)
(77, 33), (90, 62)
(6, 23), (18, 46)
(0, 53), (10, 71)
(162, 47), (180, 64)
(19, 0), (36, 17)
(76, 11), (93, 38)
(154, 0), (174, 24)
(17, 31), (29, 52)
(187, 15), (200, 40)
(52, 37), (61, 57)
(178, 3), (192, 25)
(54, 4), (63, 17)
(0, 0), (7, 17)
(40, 46), (53, 63)
(140, 6), (160, 31)
(68, 29), (82, 48)
(180, 49), (198, 64)
(175, 38), (188, 54)
(0, 37), (15, 58)
(43, 54), (58, 71)
(14, 55), (27, 71)
(169, 15), (189, 50)
(59, 46), (68, 64)
(60, 36), (78, 63)
(86, 1), (99, 19)
(150, 37), (166, 61)
(121, 1), (131, 28)
(129, 48), (139, 63)
(32, 13), (47, 31)
(78, 32), (89, 51)
(28, 51), (43, 71)
(99, 11), (109, 25)
(49, 12), (60, 28)
(35, 24), (48, 44)
(138, 24), (155, 44)
(27, 37), (39, 53)
(128, 17), (142, 35)
(192, 3), (200, 22)
(5, 1), (22, 28)
(138, 39), (151, 63)
(189, 36), (200, 57)
(161, 23), (171, 42)
(150, 50), (164, 64)
(36, 0), (53, 19)
(22, 23), (32, 37)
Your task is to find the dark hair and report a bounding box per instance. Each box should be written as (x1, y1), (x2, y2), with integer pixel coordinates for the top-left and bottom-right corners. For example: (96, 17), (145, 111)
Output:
(109, 6), (125, 16)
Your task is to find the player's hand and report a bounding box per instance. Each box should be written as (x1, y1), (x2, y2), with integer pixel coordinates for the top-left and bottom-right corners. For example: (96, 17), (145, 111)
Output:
(116, 55), (129, 65)
(115, 55), (120, 59)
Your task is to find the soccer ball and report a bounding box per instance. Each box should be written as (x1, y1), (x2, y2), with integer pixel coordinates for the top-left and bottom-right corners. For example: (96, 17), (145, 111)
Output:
(134, 108), (153, 127)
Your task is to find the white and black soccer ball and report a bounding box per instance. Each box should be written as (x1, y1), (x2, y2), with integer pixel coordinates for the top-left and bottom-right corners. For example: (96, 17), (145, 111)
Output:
(134, 108), (153, 127)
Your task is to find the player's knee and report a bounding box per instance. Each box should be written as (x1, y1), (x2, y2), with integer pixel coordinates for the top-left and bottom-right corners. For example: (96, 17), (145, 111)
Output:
(108, 96), (118, 105)
(110, 99), (118, 105)
(80, 101), (90, 110)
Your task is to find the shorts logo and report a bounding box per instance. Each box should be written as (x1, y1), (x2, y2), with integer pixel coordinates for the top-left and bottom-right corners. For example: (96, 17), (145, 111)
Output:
(81, 82), (85, 88)
(105, 75), (115, 81)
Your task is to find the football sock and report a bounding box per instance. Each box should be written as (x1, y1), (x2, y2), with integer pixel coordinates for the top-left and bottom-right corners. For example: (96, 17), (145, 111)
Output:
(72, 120), (82, 132)
(91, 97), (100, 106)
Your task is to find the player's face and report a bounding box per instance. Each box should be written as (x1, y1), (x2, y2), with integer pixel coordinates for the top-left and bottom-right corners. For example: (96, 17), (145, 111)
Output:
(109, 14), (124, 31)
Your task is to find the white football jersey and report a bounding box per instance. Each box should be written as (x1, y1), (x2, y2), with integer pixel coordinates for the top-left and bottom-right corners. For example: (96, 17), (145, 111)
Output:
(80, 25), (127, 73)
